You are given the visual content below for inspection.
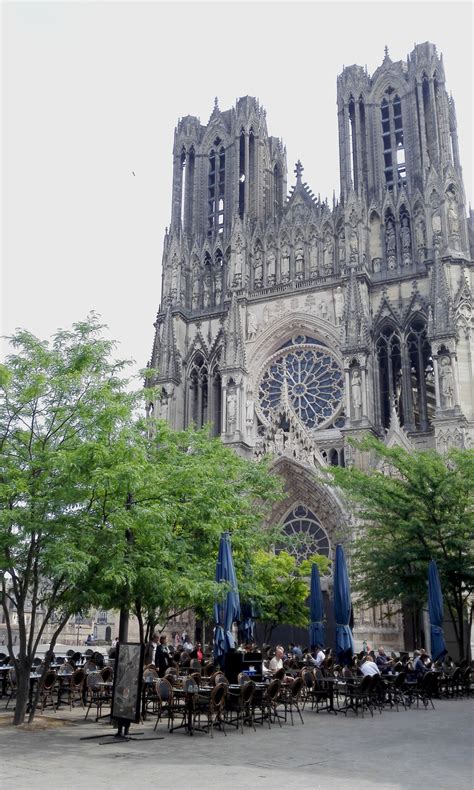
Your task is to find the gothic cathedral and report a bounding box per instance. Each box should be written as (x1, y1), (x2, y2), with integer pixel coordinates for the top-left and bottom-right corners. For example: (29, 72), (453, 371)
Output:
(148, 43), (473, 648)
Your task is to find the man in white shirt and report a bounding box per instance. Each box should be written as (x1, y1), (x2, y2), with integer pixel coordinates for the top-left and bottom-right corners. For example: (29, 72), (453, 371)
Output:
(360, 655), (381, 676)
(269, 645), (285, 673)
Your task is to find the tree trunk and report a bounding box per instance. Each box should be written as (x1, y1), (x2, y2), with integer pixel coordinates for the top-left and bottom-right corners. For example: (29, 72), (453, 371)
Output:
(13, 658), (31, 726)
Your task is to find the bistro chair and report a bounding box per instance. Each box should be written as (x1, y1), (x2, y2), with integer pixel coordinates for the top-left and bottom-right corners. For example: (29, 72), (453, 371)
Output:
(39, 670), (58, 713)
(411, 672), (437, 709)
(58, 662), (75, 676)
(66, 668), (85, 710)
(83, 660), (97, 675)
(5, 669), (17, 709)
(389, 671), (409, 711)
(281, 676), (305, 725)
(85, 672), (106, 721)
(254, 679), (282, 729)
(190, 671), (202, 687)
(226, 680), (256, 733)
(143, 666), (160, 718)
(202, 663), (215, 677)
(209, 671), (228, 687)
(194, 682), (227, 737)
(154, 678), (176, 731)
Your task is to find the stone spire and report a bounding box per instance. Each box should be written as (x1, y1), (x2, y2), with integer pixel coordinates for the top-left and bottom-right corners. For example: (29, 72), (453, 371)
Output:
(155, 305), (180, 382)
(223, 292), (246, 370)
(428, 246), (454, 340)
(341, 265), (369, 351)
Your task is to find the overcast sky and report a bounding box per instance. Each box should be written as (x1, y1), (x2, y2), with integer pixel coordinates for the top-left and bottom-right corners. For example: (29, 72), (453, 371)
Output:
(2, 0), (472, 381)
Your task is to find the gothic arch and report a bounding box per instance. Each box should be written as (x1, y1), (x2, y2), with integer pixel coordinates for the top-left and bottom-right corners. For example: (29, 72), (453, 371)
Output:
(268, 457), (351, 560)
(248, 312), (343, 379)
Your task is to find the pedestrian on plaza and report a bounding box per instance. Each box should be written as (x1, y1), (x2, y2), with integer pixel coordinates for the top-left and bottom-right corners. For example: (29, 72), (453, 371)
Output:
(144, 632), (159, 666)
(155, 635), (172, 677)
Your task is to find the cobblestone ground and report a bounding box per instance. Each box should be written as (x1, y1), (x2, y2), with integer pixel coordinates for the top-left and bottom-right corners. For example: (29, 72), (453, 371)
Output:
(1, 698), (473, 790)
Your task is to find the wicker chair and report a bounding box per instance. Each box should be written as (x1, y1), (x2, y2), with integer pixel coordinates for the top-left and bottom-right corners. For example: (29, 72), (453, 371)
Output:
(39, 670), (58, 713)
(281, 676), (305, 725)
(226, 680), (256, 733)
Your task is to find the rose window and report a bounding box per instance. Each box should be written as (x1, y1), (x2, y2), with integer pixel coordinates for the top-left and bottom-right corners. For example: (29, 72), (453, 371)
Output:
(283, 504), (330, 563)
(257, 337), (344, 429)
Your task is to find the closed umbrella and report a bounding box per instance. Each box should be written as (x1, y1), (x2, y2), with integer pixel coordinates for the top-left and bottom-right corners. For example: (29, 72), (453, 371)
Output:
(333, 544), (355, 665)
(428, 559), (448, 662)
(213, 532), (241, 666)
(309, 563), (325, 649)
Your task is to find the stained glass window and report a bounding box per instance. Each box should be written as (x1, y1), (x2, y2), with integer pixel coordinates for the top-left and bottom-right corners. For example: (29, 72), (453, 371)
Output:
(257, 336), (344, 429)
(283, 504), (330, 563)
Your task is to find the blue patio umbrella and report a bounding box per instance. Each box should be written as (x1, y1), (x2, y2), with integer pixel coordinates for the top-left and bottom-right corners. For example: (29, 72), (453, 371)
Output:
(333, 544), (355, 664)
(428, 559), (448, 662)
(213, 532), (241, 665)
(309, 563), (325, 649)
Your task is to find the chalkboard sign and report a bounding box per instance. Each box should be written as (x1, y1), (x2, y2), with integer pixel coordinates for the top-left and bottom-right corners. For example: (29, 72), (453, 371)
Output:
(111, 642), (144, 724)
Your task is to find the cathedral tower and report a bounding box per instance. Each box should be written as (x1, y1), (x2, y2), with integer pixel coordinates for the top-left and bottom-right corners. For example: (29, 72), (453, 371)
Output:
(148, 43), (473, 650)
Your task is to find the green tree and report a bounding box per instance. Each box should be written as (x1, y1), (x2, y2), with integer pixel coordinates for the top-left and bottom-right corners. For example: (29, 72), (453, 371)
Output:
(106, 419), (284, 642)
(250, 550), (330, 643)
(330, 437), (474, 660)
(0, 317), (161, 724)
(0, 317), (286, 723)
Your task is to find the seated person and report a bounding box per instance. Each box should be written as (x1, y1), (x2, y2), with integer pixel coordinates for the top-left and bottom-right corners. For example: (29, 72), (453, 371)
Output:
(360, 655), (381, 677)
(375, 646), (392, 673)
(268, 645), (294, 684)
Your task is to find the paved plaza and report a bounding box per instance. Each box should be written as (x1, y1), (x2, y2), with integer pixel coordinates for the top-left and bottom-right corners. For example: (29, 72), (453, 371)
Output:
(1, 698), (472, 790)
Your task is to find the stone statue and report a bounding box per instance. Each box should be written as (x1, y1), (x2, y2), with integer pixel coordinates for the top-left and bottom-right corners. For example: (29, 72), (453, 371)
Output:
(385, 218), (396, 269)
(254, 248), (263, 287)
(324, 233), (334, 274)
(349, 226), (358, 263)
(446, 191), (460, 249)
(192, 277), (200, 309)
(266, 248), (276, 284)
(232, 239), (244, 287)
(226, 392), (237, 431)
(280, 243), (290, 283)
(400, 216), (412, 266)
(295, 244), (304, 281)
(203, 277), (211, 308)
(338, 231), (346, 270)
(245, 395), (254, 426)
(158, 396), (169, 422)
(415, 214), (426, 260)
(319, 300), (328, 321)
(334, 286), (345, 325)
(309, 236), (318, 275)
(247, 311), (258, 340)
(439, 356), (454, 409)
(274, 427), (285, 454)
(214, 271), (222, 305)
(171, 257), (179, 292)
(351, 369), (362, 420)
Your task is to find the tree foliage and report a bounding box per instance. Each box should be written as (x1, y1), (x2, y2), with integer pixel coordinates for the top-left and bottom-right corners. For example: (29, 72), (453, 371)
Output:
(330, 437), (474, 659)
(250, 550), (330, 643)
(0, 316), (289, 723)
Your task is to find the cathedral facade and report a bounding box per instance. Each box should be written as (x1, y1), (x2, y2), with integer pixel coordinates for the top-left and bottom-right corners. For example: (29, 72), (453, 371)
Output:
(148, 43), (473, 649)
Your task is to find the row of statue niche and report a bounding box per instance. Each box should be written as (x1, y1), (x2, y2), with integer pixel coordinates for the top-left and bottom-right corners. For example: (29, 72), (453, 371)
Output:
(233, 235), (350, 289)
(191, 271), (223, 309)
(384, 216), (414, 270)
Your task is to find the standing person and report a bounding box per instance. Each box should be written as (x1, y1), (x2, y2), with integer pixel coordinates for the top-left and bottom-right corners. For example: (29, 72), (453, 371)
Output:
(144, 632), (159, 666)
(155, 635), (172, 677)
